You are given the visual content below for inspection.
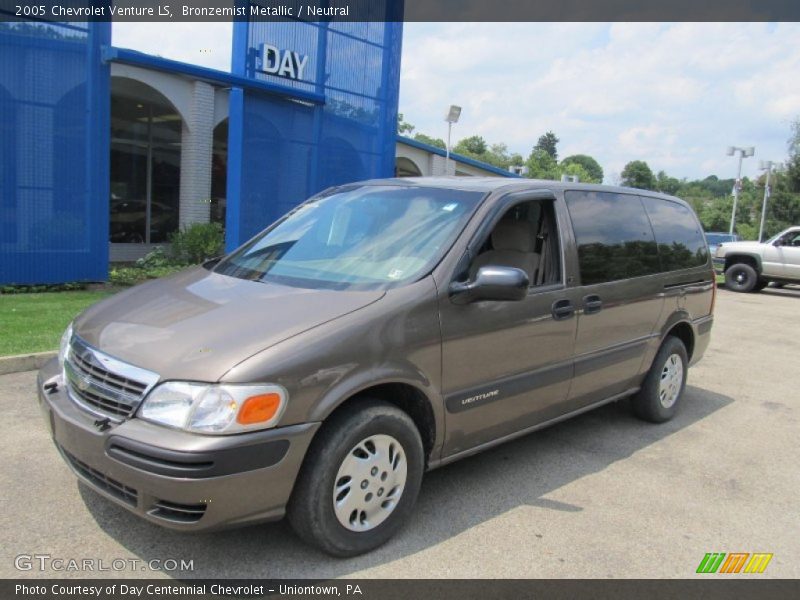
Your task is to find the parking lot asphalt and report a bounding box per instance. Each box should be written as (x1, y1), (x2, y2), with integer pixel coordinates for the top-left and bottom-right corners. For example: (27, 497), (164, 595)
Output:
(1, 285), (799, 579)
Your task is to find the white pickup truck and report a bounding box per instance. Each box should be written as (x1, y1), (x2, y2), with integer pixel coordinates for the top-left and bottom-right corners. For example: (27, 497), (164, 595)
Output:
(714, 226), (800, 292)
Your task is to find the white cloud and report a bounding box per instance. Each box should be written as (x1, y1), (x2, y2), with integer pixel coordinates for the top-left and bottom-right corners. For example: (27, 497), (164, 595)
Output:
(112, 22), (232, 71)
(111, 21), (800, 181)
(400, 22), (800, 181)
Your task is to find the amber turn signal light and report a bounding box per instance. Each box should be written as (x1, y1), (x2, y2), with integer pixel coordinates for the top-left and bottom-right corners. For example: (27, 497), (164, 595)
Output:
(237, 393), (282, 425)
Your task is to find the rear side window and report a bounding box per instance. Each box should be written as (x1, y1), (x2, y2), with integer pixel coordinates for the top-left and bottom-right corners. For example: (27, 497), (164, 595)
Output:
(565, 191), (659, 285)
(640, 196), (709, 271)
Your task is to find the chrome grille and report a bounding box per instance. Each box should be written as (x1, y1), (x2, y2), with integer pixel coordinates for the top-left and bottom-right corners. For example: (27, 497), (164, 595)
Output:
(64, 335), (159, 421)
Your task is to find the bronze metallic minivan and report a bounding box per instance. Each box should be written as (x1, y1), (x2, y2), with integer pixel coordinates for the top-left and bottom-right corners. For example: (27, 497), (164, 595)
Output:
(37, 178), (714, 556)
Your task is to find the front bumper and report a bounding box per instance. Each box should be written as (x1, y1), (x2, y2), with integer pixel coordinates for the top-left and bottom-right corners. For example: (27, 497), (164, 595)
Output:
(36, 358), (320, 531)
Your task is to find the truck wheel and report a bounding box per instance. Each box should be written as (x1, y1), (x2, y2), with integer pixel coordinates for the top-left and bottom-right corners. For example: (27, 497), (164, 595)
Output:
(632, 336), (688, 423)
(287, 400), (424, 557)
(724, 263), (758, 293)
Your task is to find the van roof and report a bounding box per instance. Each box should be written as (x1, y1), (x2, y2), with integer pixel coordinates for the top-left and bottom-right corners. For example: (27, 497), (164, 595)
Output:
(355, 176), (685, 202)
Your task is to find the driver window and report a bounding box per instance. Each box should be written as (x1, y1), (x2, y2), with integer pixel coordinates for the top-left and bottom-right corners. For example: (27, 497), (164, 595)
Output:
(470, 200), (561, 287)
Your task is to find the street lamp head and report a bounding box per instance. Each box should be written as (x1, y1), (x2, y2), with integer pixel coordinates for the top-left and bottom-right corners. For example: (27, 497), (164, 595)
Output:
(745, 146), (755, 157)
(445, 105), (462, 124)
(726, 146), (735, 156)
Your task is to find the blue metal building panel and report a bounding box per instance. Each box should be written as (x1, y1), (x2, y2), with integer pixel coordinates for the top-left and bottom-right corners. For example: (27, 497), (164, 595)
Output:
(226, 3), (404, 249)
(0, 21), (110, 284)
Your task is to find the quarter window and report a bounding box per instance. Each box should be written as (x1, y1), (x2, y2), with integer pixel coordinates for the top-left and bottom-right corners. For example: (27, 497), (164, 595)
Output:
(565, 191), (659, 285)
(640, 196), (709, 270)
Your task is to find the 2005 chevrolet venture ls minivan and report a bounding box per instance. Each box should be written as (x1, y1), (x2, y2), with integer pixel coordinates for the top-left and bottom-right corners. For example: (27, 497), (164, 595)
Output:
(38, 178), (714, 556)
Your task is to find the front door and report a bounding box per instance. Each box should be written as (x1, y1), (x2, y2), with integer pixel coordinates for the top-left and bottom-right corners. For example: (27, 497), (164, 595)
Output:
(771, 230), (800, 279)
(438, 197), (580, 456)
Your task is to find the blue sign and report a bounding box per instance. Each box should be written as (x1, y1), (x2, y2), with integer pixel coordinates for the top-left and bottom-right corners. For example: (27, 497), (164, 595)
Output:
(225, 4), (404, 249)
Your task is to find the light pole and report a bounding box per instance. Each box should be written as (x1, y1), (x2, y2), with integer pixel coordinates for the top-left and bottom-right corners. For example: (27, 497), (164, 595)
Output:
(726, 145), (755, 235)
(757, 160), (780, 242)
(445, 105), (461, 174)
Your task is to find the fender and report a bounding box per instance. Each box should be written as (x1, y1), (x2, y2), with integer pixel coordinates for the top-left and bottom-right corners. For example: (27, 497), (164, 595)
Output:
(722, 251), (763, 272)
(637, 310), (694, 377)
(307, 362), (445, 458)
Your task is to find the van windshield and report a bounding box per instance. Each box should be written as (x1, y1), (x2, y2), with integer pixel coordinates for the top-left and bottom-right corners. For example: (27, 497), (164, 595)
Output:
(213, 186), (484, 289)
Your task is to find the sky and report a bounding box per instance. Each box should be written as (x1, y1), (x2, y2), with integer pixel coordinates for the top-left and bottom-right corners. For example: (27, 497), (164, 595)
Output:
(113, 21), (800, 183)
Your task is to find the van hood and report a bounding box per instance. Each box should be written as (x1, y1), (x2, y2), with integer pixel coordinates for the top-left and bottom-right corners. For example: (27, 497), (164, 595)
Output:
(73, 267), (384, 382)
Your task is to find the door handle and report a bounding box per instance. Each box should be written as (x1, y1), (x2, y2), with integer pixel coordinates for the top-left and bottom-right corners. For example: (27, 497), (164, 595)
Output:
(551, 299), (575, 320)
(583, 294), (603, 314)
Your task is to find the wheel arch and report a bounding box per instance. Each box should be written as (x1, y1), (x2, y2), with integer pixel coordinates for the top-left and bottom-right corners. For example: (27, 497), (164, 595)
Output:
(724, 253), (762, 273)
(310, 379), (440, 464)
(650, 311), (696, 365)
(664, 320), (695, 362)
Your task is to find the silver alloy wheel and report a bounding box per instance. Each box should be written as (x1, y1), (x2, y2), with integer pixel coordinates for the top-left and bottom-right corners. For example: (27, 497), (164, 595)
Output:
(658, 353), (684, 408)
(332, 434), (407, 532)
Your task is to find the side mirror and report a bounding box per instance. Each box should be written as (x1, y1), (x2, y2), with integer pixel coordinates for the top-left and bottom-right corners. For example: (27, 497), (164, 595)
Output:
(449, 266), (529, 304)
(773, 239), (784, 247)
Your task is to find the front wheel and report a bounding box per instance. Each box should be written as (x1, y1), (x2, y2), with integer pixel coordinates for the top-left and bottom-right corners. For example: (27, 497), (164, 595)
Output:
(287, 400), (424, 557)
(632, 336), (688, 423)
(724, 263), (758, 292)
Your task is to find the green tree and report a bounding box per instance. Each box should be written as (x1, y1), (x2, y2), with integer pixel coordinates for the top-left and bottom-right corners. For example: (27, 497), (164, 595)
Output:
(476, 143), (523, 170)
(525, 148), (558, 180)
(397, 113), (415, 135)
(561, 154), (603, 183)
(787, 118), (800, 192)
(454, 135), (488, 156)
(655, 170), (681, 195)
(787, 153), (800, 193)
(535, 131), (560, 161)
(621, 160), (656, 190)
(412, 133), (446, 149)
(559, 162), (593, 183)
(696, 196), (733, 232)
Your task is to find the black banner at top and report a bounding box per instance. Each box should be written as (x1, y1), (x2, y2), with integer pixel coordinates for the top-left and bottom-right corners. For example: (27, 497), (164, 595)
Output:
(0, 0), (799, 23)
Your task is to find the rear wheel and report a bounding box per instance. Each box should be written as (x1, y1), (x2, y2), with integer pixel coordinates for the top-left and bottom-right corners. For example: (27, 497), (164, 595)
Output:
(632, 336), (688, 423)
(287, 400), (424, 557)
(724, 263), (758, 293)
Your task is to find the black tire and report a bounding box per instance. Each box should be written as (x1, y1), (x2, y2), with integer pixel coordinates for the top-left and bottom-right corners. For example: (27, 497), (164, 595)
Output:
(631, 336), (688, 423)
(724, 263), (758, 293)
(287, 399), (424, 557)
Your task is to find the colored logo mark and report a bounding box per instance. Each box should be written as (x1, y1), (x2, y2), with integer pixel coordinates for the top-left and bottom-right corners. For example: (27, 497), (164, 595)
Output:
(696, 552), (773, 574)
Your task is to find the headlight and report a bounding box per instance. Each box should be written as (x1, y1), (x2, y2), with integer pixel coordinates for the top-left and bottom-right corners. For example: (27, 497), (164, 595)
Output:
(58, 323), (73, 371)
(138, 382), (287, 434)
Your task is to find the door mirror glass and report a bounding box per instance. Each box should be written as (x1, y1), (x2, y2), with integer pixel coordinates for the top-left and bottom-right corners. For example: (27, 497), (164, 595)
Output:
(450, 266), (529, 304)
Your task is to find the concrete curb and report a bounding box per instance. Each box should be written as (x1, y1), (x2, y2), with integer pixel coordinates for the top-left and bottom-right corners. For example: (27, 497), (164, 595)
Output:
(0, 351), (56, 376)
